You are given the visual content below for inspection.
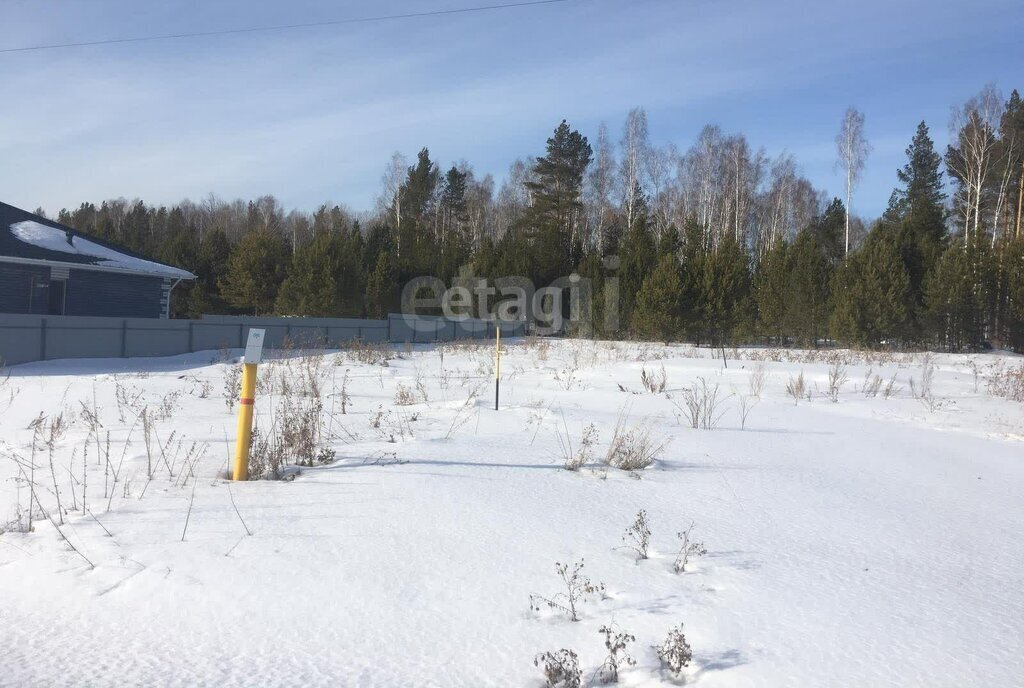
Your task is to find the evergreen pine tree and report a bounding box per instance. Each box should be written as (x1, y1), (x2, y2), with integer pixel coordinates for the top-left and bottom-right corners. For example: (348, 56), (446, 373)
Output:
(657, 224), (682, 256)
(275, 232), (344, 316)
(813, 198), (847, 265)
(886, 121), (947, 338)
(678, 218), (707, 342)
(924, 236), (995, 351)
(523, 120), (593, 285)
(754, 240), (789, 344)
(829, 226), (911, 347)
(398, 148), (440, 278)
(617, 210), (657, 332)
(701, 233), (752, 345)
(365, 252), (400, 319)
(1003, 236), (1024, 352)
(218, 228), (288, 315)
(633, 253), (684, 342)
(784, 229), (832, 346)
(575, 250), (608, 336)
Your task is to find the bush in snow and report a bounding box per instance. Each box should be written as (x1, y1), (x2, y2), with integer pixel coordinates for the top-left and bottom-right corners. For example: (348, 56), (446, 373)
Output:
(826, 363), (848, 403)
(673, 522), (707, 573)
(556, 418), (598, 471)
(621, 509), (652, 560)
(987, 362), (1024, 402)
(785, 371), (806, 404)
(529, 559), (605, 622)
(394, 383), (418, 406)
(657, 624), (693, 677)
(748, 361), (767, 399)
(597, 624), (636, 683)
(248, 422), (286, 480)
(862, 368), (883, 398)
(672, 377), (727, 430)
(640, 364), (667, 393)
(223, 364), (242, 412)
(738, 394), (757, 430)
(605, 412), (666, 471)
(534, 649), (581, 688)
(910, 353), (937, 410)
(335, 338), (395, 366)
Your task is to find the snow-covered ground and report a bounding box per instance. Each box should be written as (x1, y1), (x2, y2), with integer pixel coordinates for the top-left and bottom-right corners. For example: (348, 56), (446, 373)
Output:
(1, 340), (1022, 687)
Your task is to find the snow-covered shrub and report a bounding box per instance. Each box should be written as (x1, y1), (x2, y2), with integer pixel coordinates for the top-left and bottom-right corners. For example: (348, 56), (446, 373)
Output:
(748, 361), (767, 399)
(987, 363), (1024, 402)
(245, 366), (333, 477)
(556, 419), (598, 471)
(526, 335), (551, 363)
(529, 559), (605, 622)
(534, 649), (580, 688)
(337, 369), (352, 414)
(640, 365), (667, 393)
(657, 624), (693, 676)
(604, 415), (666, 471)
(555, 353), (581, 390)
(910, 353), (936, 410)
(223, 365), (241, 411)
(883, 372), (901, 399)
(394, 383), (417, 406)
(785, 371), (806, 405)
(444, 382), (484, 440)
(336, 338), (394, 366)
(597, 625), (636, 683)
(826, 363), (848, 403)
(673, 522), (707, 573)
(673, 378), (726, 429)
(248, 422), (286, 480)
(412, 363), (430, 403)
(621, 509), (651, 560)
(862, 369), (883, 397)
(114, 377), (145, 422)
(738, 394), (757, 430)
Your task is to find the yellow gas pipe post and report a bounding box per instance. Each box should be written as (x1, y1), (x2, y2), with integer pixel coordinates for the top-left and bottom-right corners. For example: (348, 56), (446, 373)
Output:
(233, 362), (257, 481)
(494, 324), (501, 411)
(232, 328), (265, 481)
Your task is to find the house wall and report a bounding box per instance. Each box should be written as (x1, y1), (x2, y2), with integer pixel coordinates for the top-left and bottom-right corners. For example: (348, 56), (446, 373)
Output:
(1, 262), (169, 318)
(63, 269), (167, 318)
(0, 263), (49, 315)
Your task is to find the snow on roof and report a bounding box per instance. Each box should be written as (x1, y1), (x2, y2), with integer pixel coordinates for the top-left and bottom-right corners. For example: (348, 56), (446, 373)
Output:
(8, 220), (194, 280)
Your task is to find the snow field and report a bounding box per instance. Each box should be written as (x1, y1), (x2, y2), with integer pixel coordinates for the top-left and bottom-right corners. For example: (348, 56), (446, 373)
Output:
(1, 340), (1022, 686)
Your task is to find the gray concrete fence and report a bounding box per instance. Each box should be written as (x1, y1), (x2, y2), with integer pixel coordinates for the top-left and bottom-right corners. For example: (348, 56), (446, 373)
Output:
(0, 313), (527, 366)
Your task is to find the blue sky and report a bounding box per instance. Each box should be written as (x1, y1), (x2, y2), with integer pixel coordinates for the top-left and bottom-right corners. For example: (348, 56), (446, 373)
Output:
(1, 0), (1021, 219)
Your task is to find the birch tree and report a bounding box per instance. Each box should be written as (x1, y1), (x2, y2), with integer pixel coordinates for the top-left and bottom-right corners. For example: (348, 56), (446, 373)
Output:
(586, 121), (617, 251)
(945, 85), (1004, 243)
(835, 107), (871, 256)
(619, 107), (650, 232)
(378, 152), (407, 229)
(644, 143), (677, 237)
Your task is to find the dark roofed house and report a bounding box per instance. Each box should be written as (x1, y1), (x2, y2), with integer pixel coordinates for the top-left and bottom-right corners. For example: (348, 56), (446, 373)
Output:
(0, 202), (195, 319)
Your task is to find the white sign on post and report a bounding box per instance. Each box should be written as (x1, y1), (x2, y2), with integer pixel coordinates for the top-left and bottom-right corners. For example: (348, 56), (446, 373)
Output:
(243, 328), (266, 364)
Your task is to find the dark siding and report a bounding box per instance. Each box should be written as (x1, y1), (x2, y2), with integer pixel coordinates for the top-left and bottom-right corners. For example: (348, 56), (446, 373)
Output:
(65, 269), (166, 318)
(0, 262), (49, 314)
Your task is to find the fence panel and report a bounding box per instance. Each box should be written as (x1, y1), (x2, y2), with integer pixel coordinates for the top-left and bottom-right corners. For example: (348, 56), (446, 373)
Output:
(0, 312), (525, 366)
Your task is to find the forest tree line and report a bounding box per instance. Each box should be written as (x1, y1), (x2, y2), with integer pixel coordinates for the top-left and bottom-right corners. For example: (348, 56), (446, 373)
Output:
(50, 83), (1024, 352)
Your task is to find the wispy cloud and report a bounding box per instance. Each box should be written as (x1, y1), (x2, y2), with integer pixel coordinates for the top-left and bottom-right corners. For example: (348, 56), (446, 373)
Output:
(1, 0), (1021, 216)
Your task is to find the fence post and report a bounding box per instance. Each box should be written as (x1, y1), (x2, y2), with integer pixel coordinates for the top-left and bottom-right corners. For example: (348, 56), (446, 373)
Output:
(121, 319), (128, 358)
(40, 317), (47, 361)
(188, 321), (194, 352)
